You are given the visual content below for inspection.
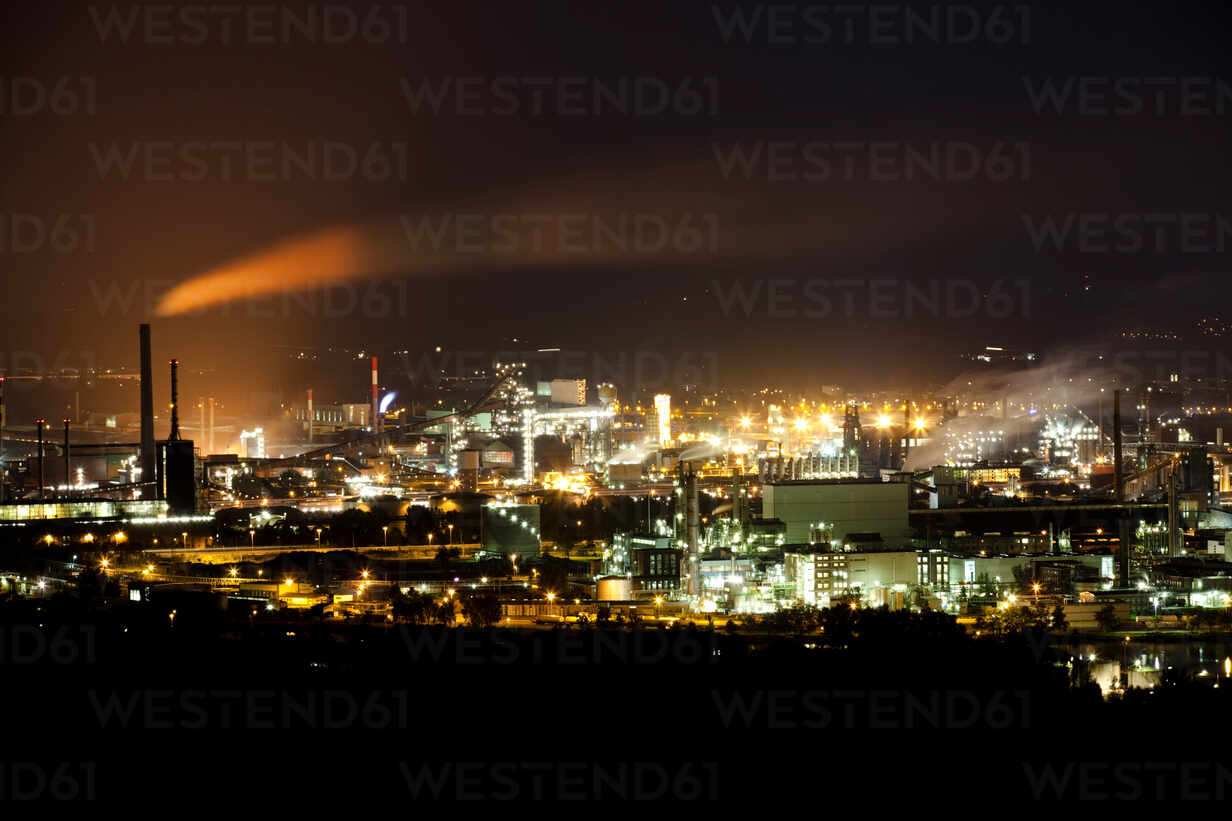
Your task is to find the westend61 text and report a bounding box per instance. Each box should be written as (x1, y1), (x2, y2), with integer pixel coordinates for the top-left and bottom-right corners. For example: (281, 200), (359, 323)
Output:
(0, 763), (95, 801)
(401, 761), (720, 800)
(712, 689), (1032, 729)
(89, 689), (412, 729)
(711, 4), (1031, 46)
(0, 626), (96, 664)
(397, 626), (723, 664)
(89, 4), (411, 45)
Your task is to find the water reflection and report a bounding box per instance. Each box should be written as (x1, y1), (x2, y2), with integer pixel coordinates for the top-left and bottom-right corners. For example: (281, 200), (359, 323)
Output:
(1060, 640), (1232, 695)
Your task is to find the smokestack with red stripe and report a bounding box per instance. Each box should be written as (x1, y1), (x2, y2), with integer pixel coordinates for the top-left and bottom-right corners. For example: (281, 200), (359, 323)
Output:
(371, 356), (380, 434)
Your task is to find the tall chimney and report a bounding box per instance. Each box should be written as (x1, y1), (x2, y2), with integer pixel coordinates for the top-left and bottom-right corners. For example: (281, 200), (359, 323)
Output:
(307, 389), (314, 443)
(168, 359), (180, 441)
(35, 418), (45, 499)
(902, 401), (910, 466)
(208, 397), (215, 453)
(139, 324), (155, 488)
(63, 418), (71, 489)
(685, 465), (699, 599)
(1168, 468), (1180, 558)
(1113, 389), (1124, 502)
(1097, 392), (1104, 460)
(371, 356), (380, 433)
(0, 377), (6, 503)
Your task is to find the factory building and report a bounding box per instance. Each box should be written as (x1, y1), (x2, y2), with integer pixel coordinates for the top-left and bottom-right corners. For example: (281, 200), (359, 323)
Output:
(654, 394), (671, 446)
(949, 553), (1114, 596)
(762, 479), (911, 545)
(534, 405), (615, 470)
(784, 547), (949, 608)
(290, 403), (371, 430)
(547, 378), (586, 406)
(492, 362), (536, 484)
(610, 532), (682, 599)
(786, 550), (850, 606)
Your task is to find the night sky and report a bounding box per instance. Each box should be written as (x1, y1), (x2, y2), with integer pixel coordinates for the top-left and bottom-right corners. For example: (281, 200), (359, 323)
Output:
(2, 0), (1230, 404)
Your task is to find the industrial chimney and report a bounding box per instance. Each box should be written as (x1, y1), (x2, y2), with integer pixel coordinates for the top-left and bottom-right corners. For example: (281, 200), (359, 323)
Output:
(35, 418), (45, 499)
(1113, 389), (1124, 502)
(370, 356), (380, 434)
(160, 359), (196, 514)
(685, 465), (699, 599)
(168, 359), (181, 441)
(139, 324), (155, 490)
(0, 377), (6, 503)
(62, 418), (71, 489)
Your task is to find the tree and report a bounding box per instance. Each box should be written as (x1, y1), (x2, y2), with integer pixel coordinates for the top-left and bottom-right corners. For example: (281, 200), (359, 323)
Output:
(391, 588), (436, 625)
(461, 594), (502, 628)
(1095, 603), (1119, 632)
(1050, 604), (1069, 632)
(434, 547), (460, 570)
(1003, 606), (1034, 633)
(435, 597), (457, 626)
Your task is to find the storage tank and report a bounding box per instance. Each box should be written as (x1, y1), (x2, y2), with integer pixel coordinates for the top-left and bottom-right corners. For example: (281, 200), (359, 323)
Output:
(596, 575), (632, 602)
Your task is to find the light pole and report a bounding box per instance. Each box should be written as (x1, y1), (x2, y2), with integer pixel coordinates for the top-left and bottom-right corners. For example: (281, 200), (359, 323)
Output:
(448, 523), (454, 545)
(383, 525), (389, 547)
(248, 528), (254, 549)
(315, 527), (322, 548)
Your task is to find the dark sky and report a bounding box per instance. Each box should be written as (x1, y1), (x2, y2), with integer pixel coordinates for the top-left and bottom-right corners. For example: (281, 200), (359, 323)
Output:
(1, 0), (1230, 405)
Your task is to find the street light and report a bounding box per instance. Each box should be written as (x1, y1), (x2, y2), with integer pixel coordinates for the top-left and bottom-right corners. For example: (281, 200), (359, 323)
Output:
(382, 525), (389, 547)
(448, 523), (455, 545)
(248, 529), (255, 548)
